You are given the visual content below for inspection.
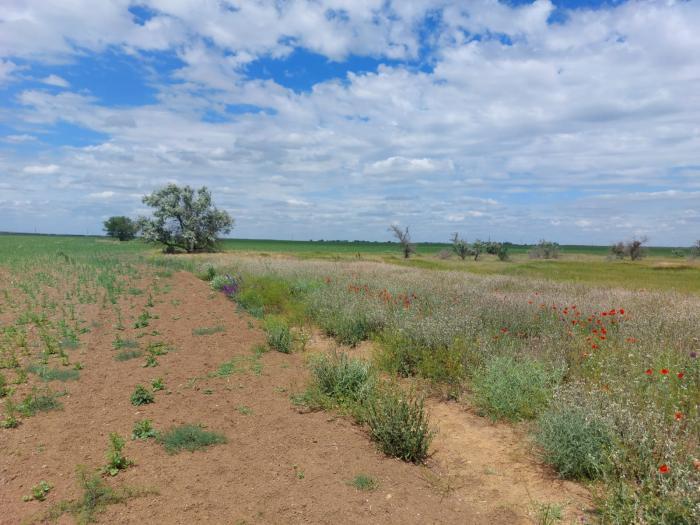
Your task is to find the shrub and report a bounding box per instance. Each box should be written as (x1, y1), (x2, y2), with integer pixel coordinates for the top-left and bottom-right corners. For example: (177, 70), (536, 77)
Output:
(103, 216), (138, 241)
(536, 405), (613, 480)
(157, 424), (226, 454)
(317, 310), (380, 346)
(102, 432), (133, 476)
(310, 352), (374, 404)
(691, 240), (700, 259)
(264, 316), (292, 353)
(131, 419), (157, 440)
(471, 355), (559, 421)
(389, 224), (415, 259)
(450, 233), (471, 260)
(529, 240), (560, 259)
(130, 385), (154, 406)
(365, 386), (434, 463)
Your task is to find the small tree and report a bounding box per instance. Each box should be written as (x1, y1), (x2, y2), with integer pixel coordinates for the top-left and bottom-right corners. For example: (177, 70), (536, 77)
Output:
(691, 240), (700, 259)
(450, 233), (470, 260)
(139, 184), (233, 253)
(529, 240), (560, 259)
(626, 236), (648, 261)
(610, 242), (626, 259)
(472, 239), (485, 261)
(389, 225), (415, 259)
(103, 216), (138, 241)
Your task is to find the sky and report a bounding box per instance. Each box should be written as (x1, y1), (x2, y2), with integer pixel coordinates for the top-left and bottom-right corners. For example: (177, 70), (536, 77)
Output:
(0, 0), (699, 245)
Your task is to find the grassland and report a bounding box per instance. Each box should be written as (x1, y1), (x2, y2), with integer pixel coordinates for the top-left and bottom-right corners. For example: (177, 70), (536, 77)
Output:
(1, 233), (699, 523)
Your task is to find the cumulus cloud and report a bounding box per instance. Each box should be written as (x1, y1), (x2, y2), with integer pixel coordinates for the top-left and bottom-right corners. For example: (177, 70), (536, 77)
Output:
(0, 0), (699, 243)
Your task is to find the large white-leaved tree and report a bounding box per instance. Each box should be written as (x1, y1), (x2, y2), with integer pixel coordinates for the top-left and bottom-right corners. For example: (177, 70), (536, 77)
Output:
(139, 184), (233, 253)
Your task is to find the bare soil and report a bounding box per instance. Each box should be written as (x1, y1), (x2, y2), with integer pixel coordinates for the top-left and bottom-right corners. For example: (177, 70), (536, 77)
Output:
(1, 271), (592, 524)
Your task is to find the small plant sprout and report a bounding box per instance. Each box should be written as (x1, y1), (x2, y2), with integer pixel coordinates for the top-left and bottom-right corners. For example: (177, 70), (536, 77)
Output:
(23, 480), (53, 502)
(102, 432), (133, 476)
(349, 474), (378, 491)
(151, 377), (165, 391)
(132, 419), (158, 440)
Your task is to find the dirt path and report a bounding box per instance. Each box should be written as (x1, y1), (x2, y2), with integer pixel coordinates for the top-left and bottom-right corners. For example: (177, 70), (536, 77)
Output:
(2, 271), (591, 524)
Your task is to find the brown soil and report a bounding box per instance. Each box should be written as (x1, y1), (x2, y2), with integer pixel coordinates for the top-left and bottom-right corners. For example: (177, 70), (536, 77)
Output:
(1, 270), (592, 524)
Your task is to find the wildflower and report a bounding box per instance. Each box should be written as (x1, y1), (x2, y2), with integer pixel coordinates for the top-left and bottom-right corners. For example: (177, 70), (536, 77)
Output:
(591, 343), (599, 350)
(690, 351), (697, 359)
(675, 412), (683, 421)
(677, 372), (684, 379)
(694, 459), (700, 471)
(660, 369), (669, 375)
(658, 464), (669, 474)
(500, 328), (508, 334)
(619, 309), (625, 315)
(645, 368), (653, 375)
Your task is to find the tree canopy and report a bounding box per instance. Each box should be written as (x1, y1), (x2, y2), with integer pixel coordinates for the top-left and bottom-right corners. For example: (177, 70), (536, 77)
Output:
(103, 216), (138, 241)
(139, 184), (233, 253)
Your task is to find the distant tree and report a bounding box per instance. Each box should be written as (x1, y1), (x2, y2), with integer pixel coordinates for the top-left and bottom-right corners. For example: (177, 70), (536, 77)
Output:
(138, 184), (233, 253)
(103, 216), (138, 241)
(610, 241), (626, 259)
(389, 225), (415, 259)
(626, 236), (648, 261)
(486, 241), (509, 261)
(450, 233), (471, 260)
(472, 239), (485, 261)
(691, 240), (700, 259)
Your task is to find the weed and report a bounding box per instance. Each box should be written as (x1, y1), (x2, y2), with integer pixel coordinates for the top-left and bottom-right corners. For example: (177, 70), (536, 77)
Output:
(27, 363), (80, 382)
(471, 355), (559, 422)
(131, 419), (158, 440)
(0, 373), (7, 397)
(192, 325), (226, 336)
(151, 377), (165, 391)
(23, 480), (52, 502)
(534, 502), (563, 525)
(310, 351), (374, 404)
(102, 432), (133, 476)
(348, 474), (377, 491)
(112, 337), (138, 350)
(130, 385), (154, 406)
(133, 310), (151, 329)
(365, 385), (434, 463)
(157, 424), (226, 454)
(18, 387), (62, 416)
(143, 354), (158, 367)
(264, 316), (292, 353)
(536, 405), (613, 480)
(114, 349), (143, 361)
(236, 405), (253, 415)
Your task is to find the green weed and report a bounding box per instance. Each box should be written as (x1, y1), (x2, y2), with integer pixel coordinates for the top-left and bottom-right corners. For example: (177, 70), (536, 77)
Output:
(23, 480), (52, 502)
(263, 316), (292, 353)
(192, 325), (226, 336)
(114, 349), (143, 361)
(102, 432), (133, 476)
(157, 424), (226, 454)
(27, 363), (80, 382)
(348, 474), (378, 491)
(130, 385), (154, 406)
(131, 419), (158, 440)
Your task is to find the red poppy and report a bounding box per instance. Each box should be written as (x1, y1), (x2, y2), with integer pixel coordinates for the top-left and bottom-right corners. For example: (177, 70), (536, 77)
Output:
(645, 368), (653, 375)
(661, 369), (669, 375)
(658, 464), (669, 474)
(609, 309), (617, 315)
(591, 344), (599, 349)
(676, 372), (684, 379)
(675, 412), (683, 421)
(500, 328), (508, 333)
(619, 309), (625, 315)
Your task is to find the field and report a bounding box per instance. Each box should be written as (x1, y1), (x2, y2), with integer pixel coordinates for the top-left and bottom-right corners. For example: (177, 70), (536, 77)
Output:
(1, 234), (698, 524)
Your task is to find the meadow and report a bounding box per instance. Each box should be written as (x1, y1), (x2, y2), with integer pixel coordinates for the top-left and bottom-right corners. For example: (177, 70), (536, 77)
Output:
(1, 233), (698, 524)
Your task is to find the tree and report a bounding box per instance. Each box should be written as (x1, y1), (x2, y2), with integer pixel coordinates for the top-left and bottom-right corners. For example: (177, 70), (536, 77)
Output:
(389, 225), (415, 259)
(472, 239), (485, 261)
(691, 240), (700, 259)
(626, 236), (648, 261)
(103, 216), (138, 241)
(450, 232), (471, 260)
(139, 184), (233, 253)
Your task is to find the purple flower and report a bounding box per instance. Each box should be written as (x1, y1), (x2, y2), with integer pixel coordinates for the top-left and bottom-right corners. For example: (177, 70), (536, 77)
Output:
(691, 351), (698, 359)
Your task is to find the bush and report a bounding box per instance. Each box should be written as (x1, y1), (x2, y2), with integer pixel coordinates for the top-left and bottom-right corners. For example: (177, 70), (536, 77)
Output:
(130, 385), (154, 406)
(157, 424), (226, 454)
(536, 405), (613, 480)
(310, 351), (374, 403)
(471, 355), (559, 421)
(264, 316), (293, 353)
(103, 216), (138, 241)
(318, 310), (379, 346)
(529, 240), (560, 259)
(365, 386), (434, 463)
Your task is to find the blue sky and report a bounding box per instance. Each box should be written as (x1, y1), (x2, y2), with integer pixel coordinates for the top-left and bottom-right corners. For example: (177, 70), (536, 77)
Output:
(1, 0), (699, 244)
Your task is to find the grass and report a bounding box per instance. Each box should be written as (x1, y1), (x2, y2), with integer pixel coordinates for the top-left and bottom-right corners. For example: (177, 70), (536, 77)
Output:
(114, 349), (143, 361)
(157, 424), (227, 454)
(27, 363), (80, 382)
(17, 388), (62, 416)
(348, 474), (378, 491)
(263, 315), (293, 353)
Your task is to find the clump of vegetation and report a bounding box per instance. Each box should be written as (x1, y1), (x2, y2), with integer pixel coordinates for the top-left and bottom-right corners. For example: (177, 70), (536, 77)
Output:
(310, 351), (374, 405)
(450, 232), (471, 260)
(151, 377), (165, 391)
(157, 424), (226, 454)
(114, 349), (143, 361)
(349, 474), (378, 491)
(102, 432), (133, 476)
(365, 385), (434, 463)
(529, 239), (560, 259)
(18, 387), (62, 416)
(611, 237), (648, 260)
(46, 466), (153, 524)
(133, 310), (151, 329)
(130, 385), (154, 406)
(0, 373), (8, 397)
(192, 325), (226, 336)
(27, 363), (80, 382)
(389, 224), (415, 259)
(471, 355), (559, 422)
(264, 316), (293, 353)
(23, 480), (52, 502)
(143, 354), (158, 368)
(536, 404), (613, 480)
(131, 419), (158, 440)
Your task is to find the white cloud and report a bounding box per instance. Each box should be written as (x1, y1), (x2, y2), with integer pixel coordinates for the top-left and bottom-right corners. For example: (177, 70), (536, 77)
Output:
(22, 164), (60, 174)
(40, 74), (70, 87)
